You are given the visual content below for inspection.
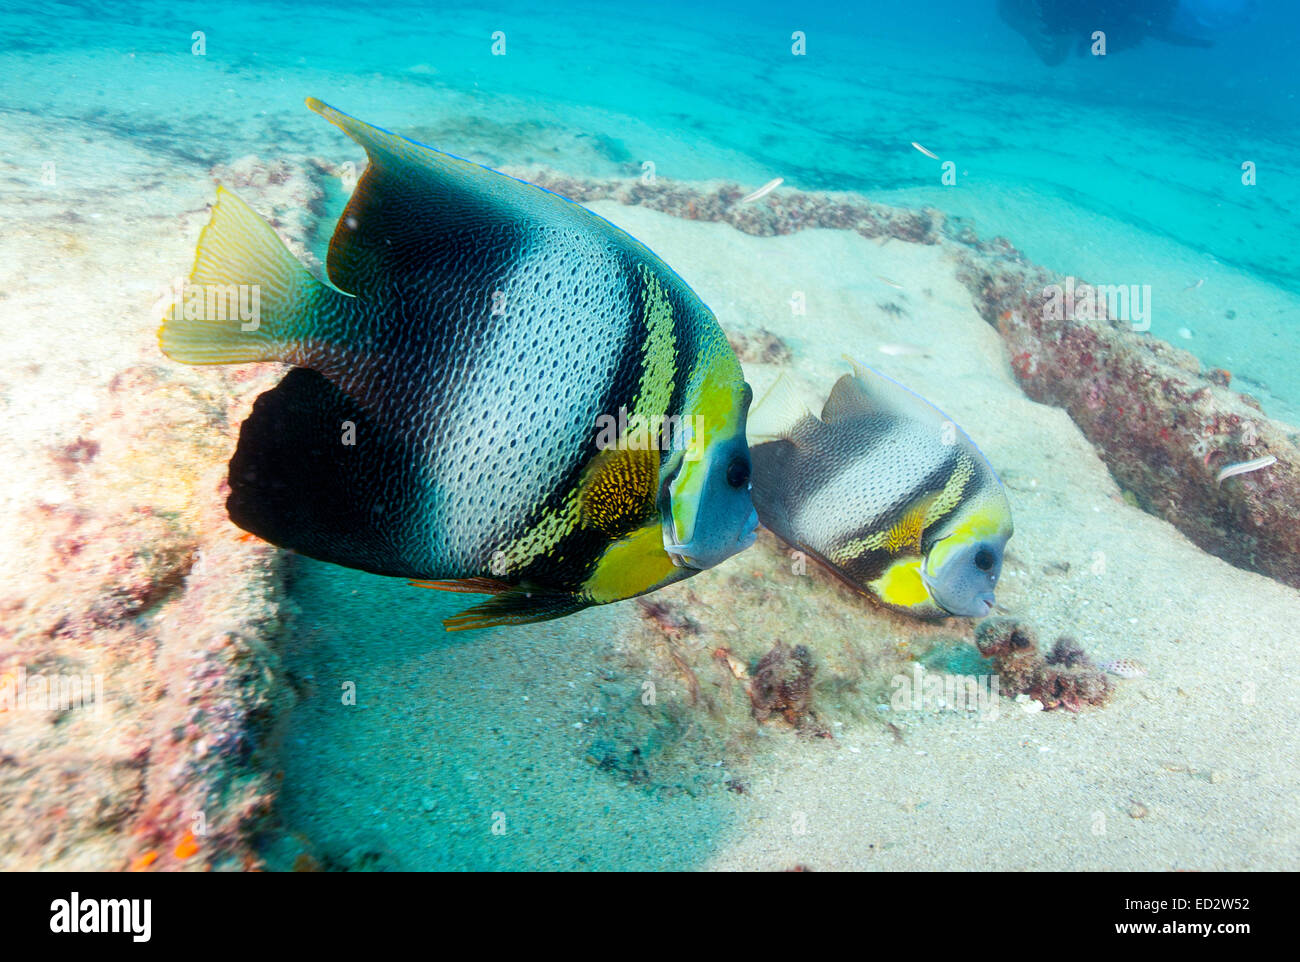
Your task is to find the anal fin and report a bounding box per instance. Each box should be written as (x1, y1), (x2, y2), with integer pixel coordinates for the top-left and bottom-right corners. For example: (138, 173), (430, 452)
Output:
(442, 586), (590, 632)
(409, 577), (513, 595)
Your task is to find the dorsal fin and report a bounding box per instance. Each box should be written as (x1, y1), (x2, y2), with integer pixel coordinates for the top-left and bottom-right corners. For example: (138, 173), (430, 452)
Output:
(836, 356), (1004, 481)
(306, 98), (583, 298)
(820, 372), (879, 422)
(830, 355), (953, 430)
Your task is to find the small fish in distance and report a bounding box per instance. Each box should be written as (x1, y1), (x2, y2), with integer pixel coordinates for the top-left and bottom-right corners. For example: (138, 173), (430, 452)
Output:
(749, 361), (1013, 619)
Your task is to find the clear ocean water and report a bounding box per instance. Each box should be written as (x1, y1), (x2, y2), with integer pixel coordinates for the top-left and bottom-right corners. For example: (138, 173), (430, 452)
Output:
(2, 0), (1297, 876)
(7, 0), (1297, 408)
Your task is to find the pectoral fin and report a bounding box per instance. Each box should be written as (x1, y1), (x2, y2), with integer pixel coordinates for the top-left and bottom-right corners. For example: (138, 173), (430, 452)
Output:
(578, 446), (659, 539)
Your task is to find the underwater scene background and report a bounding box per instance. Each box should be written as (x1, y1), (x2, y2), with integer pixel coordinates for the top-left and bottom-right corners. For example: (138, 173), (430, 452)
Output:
(1, 0), (1297, 871)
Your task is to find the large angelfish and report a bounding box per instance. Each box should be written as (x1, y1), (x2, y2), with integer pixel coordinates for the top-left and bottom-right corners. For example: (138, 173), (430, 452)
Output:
(160, 98), (757, 630)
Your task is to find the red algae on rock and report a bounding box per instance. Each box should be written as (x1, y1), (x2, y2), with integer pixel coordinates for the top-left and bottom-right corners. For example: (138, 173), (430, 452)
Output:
(975, 618), (1114, 712)
(749, 640), (824, 733)
(509, 168), (946, 246)
(949, 241), (1299, 590)
(0, 363), (293, 871)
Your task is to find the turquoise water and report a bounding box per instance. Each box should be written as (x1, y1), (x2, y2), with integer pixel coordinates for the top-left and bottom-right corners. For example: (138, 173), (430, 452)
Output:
(6, 0), (1296, 409)
(5, 0), (1299, 872)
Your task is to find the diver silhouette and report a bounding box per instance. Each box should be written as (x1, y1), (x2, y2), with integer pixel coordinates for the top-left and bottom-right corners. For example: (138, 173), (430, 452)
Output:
(998, 0), (1257, 65)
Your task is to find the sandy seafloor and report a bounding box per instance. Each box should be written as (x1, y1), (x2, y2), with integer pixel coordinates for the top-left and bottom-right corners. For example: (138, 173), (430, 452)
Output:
(265, 205), (1300, 871)
(2, 1), (1299, 871)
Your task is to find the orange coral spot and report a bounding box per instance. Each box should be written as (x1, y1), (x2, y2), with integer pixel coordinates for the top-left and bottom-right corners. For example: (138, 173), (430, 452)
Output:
(130, 851), (159, 871)
(174, 832), (199, 859)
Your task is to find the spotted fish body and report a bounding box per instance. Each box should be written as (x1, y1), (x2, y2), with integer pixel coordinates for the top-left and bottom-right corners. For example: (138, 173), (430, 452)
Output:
(159, 99), (756, 630)
(750, 363), (1013, 619)
(1099, 658), (1148, 679)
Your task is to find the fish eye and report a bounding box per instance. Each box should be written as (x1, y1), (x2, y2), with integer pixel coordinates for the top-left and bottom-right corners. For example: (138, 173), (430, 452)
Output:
(974, 547), (996, 572)
(725, 456), (750, 489)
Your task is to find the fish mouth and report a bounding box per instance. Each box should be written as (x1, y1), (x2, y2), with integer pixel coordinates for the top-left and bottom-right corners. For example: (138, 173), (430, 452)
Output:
(664, 508), (759, 570)
(946, 591), (996, 619)
(735, 507), (759, 553)
(918, 556), (996, 618)
(933, 592), (995, 619)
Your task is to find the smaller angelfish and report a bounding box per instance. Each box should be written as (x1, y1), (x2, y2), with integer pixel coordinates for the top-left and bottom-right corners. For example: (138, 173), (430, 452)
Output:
(750, 361), (1013, 619)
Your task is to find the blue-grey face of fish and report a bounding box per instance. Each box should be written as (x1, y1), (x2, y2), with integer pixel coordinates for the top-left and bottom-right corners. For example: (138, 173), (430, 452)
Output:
(660, 409), (759, 569)
(920, 535), (1008, 618)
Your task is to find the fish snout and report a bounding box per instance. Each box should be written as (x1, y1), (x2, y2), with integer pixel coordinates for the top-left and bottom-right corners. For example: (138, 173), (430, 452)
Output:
(665, 507), (759, 569)
(739, 507), (759, 548)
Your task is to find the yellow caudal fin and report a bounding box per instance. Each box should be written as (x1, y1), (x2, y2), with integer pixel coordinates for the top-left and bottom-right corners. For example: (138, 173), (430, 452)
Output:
(159, 186), (334, 365)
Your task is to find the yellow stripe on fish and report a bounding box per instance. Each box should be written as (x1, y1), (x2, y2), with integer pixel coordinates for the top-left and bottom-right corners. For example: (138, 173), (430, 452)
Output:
(503, 265), (679, 580)
(828, 454), (976, 565)
(633, 265), (678, 422)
